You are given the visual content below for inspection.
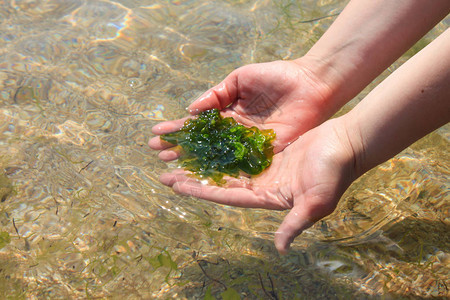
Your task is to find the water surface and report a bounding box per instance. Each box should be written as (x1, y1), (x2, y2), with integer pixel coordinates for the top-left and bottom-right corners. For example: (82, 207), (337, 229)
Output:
(0, 0), (449, 298)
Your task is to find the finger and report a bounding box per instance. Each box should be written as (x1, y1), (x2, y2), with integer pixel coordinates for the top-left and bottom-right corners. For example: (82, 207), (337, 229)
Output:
(188, 73), (238, 114)
(160, 172), (274, 209)
(158, 146), (182, 161)
(151, 118), (188, 135)
(274, 205), (315, 255)
(148, 136), (175, 150)
(159, 171), (188, 186)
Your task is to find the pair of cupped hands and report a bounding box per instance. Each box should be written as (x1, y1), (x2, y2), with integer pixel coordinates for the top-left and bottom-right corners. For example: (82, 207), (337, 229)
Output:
(149, 59), (357, 254)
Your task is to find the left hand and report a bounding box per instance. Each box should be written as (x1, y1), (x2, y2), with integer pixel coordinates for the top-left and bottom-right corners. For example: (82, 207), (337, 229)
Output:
(158, 118), (357, 254)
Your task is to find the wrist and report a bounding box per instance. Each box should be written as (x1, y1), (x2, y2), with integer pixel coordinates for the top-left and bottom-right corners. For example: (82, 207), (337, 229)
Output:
(292, 54), (357, 116)
(337, 113), (368, 180)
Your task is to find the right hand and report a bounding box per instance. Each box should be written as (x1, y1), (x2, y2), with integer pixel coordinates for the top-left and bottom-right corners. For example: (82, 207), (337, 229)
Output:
(149, 58), (336, 160)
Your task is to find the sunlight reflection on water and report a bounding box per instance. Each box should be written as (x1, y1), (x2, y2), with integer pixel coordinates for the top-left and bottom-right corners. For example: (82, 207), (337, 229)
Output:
(0, 0), (449, 298)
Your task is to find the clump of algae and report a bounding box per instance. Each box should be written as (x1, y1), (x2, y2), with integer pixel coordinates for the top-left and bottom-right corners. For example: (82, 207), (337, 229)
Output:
(161, 109), (275, 184)
(0, 169), (13, 203)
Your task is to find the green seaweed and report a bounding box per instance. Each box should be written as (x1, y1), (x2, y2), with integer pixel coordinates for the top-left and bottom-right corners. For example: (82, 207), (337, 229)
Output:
(161, 109), (275, 183)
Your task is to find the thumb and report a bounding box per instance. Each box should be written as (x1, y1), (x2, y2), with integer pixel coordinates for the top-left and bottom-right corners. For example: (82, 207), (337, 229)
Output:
(274, 205), (315, 255)
(188, 74), (238, 114)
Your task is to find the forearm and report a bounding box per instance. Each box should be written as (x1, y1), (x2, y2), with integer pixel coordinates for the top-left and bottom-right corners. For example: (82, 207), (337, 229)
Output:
(300, 0), (450, 113)
(344, 28), (450, 176)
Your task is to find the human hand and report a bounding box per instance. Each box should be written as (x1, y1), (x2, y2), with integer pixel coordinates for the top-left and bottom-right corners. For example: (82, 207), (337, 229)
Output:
(158, 118), (357, 254)
(148, 59), (357, 254)
(149, 58), (335, 159)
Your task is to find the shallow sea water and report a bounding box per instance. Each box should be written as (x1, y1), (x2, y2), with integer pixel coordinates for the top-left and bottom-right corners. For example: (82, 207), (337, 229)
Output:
(0, 0), (449, 299)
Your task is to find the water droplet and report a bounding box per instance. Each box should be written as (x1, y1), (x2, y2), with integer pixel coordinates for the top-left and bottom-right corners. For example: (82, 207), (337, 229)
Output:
(126, 77), (141, 89)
